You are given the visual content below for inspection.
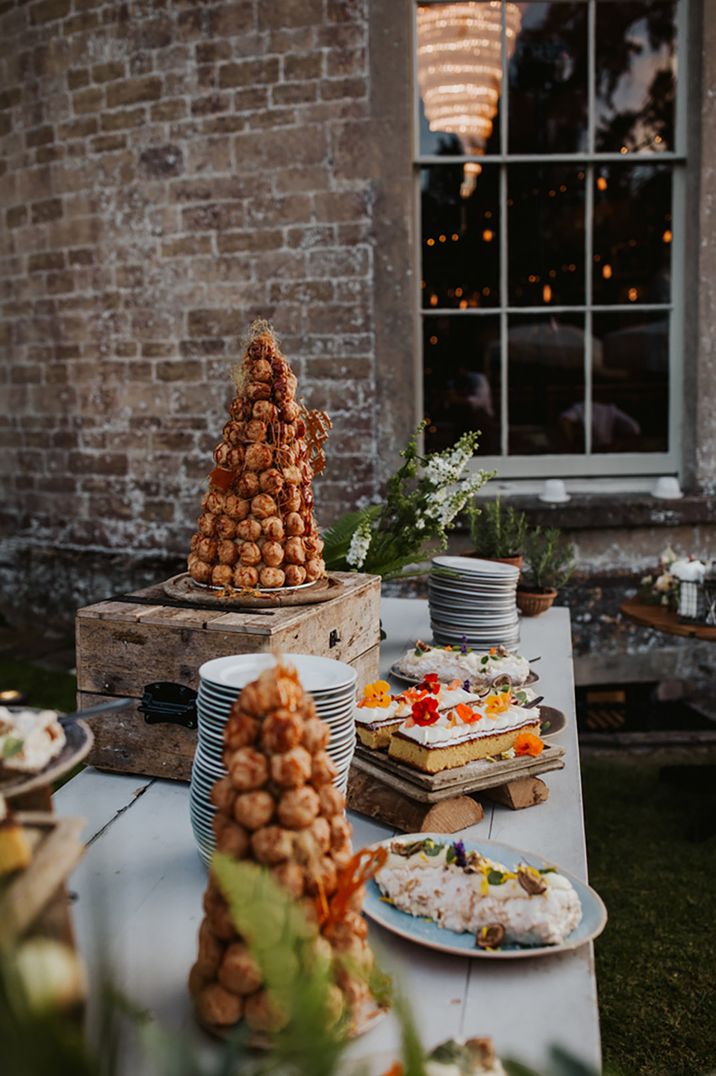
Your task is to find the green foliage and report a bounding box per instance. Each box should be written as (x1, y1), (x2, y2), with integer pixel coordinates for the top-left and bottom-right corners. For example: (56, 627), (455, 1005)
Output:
(323, 422), (493, 579)
(521, 527), (575, 592)
(468, 498), (528, 559)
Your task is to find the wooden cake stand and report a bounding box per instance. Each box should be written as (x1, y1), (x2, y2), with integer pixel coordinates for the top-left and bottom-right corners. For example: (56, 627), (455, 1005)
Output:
(348, 744), (565, 834)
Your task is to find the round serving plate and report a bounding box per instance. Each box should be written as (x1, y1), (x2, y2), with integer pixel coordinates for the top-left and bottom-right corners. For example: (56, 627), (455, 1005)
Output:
(0, 718), (94, 800)
(163, 572), (345, 609)
(433, 556), (520, 578)
(363, 833), (607, 960)
(200, 653), (357, 694)
(538, 705), (566, 737)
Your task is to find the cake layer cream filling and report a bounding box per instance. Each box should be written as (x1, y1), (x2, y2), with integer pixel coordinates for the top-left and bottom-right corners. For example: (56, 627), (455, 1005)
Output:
(377, 846), (582, 946)
(398, 703), (539, 747)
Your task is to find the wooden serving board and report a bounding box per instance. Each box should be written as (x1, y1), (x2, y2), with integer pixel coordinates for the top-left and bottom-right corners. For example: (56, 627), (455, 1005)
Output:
(164, 572), (345, 608)
(351, 744), (565, 804)
(0, 812), (85, 945)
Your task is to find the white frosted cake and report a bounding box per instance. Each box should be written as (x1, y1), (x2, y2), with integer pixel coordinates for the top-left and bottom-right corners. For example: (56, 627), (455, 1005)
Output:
(387, 687), (542, 773)
(0, 707), (65, 774)
(377, 838), (582, 948)
(355, 678), (482, 749)
(396, 642), (531, 687)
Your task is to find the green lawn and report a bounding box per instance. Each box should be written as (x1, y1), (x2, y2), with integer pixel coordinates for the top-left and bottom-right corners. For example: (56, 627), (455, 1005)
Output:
(2, 656), (714, 1074)
(583, 757), (716, 1076)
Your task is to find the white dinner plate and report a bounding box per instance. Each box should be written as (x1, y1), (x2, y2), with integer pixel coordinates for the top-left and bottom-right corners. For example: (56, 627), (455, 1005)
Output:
(199, 653), (357, 693)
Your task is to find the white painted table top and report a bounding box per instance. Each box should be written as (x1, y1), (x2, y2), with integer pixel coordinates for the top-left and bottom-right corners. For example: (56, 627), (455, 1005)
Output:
(56, 600), (600, 1073)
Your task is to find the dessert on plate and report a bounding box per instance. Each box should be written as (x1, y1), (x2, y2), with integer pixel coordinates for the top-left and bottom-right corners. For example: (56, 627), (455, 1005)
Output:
(187, 320), (331, 592)
(376, 837), (582, 947)
(425, 1037), (506, 1076)
(396, 642), (531, 687)
(354, 676), (482, 750)
(190, 661), (385, 1036)
(387, 685), (543, 774)
(0, 707), (66, 774)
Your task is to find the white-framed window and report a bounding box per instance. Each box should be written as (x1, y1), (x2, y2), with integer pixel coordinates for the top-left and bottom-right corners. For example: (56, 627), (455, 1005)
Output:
(415, 0), (686, 480)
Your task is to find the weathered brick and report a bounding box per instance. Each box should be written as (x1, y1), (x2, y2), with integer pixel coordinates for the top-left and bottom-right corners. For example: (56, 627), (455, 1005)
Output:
(151, 99), (187, 122)
(67, 248), (94, 266)
(272, 82), (317, 106)
(284, 52), (322, 80)
(106, 76), (162, 108)
(218, 58), (279, 88)
(92, 61), (124, 83)
(100, 107), (145, 131)
(138, 144), (183, 176)
(217, 229), (282, 254)
(67, 68), (89, 90)
(91, 133), (126, 153)
(31, 198), (63, 223)
(191, 93), (230, 116)
(187, 309), (245, 336)
(31, 0), (71, 24)
(28, 251), (65, 271)
(73, 86), (104, 114)
(7, 205), (28, 229)
(161, 235), (213, 257)
(156, 360), (202, 381)
(258, 0), (322, 29)
(26, 125), (54, 147)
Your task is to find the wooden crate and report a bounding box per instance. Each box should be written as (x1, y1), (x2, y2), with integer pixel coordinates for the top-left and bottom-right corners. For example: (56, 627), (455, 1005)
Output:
(76, 571), (381, 781)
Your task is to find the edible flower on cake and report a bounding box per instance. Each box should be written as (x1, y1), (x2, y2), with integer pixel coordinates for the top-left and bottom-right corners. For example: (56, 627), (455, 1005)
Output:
(375, 838), (582, 947)
(354, 679), (482, 750)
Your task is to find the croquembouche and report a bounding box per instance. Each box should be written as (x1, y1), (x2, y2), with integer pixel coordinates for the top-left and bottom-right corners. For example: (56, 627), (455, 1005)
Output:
(188, 321), (330, 591)
(189, 661), (383, 1035)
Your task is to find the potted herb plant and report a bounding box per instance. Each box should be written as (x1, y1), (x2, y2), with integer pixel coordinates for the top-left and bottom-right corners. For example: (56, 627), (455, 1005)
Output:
(517, 526), (575, 616)
(467, 498), (528, 569)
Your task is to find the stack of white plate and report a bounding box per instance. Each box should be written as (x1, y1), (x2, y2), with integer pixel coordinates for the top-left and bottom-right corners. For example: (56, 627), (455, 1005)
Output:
(190, 652), (357, 865)
(428, 555), (521, 649)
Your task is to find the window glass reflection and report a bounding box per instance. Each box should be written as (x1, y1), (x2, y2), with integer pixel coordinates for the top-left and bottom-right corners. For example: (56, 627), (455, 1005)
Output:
(508, 165), (585, 306)
(508, 314), (585, 455)
(423, 316), (501, 455)
(593, 164), (672, 304)
(422, 165), (500, 309)
(595, 1), (677, 153)
(508, 2), (588, 154)
(592, 312), (669, 452)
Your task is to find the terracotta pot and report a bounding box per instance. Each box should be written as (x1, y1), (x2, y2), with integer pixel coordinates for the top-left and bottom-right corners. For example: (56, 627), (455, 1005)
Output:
(516, 587), (557, 617)
(467, 552), (524, 570)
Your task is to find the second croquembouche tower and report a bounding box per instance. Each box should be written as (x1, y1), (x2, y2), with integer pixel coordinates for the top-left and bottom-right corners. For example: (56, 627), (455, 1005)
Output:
(188, 321), (330, 592)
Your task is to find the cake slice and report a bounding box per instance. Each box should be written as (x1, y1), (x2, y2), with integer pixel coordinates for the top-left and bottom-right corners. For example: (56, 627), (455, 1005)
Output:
(387, 688), (542, 774)
(0, 796), (32, 875)
(355, 678), (482, 750)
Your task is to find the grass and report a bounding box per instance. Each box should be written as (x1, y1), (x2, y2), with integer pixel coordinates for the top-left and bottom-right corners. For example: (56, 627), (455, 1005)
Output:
(0, 657), (77, 713)
(582, 757), (716, 1076)
(3, 654), (715, 1074)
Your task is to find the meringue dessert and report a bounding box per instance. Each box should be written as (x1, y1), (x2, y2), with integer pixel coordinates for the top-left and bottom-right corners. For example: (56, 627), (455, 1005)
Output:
(376, 838), (582, 948)
(396, 642), (531, 688)
(0, 707), (66, 775)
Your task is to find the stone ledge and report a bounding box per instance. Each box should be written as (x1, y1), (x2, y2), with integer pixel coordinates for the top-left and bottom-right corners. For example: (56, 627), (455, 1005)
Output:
(469, 494), (716, 532)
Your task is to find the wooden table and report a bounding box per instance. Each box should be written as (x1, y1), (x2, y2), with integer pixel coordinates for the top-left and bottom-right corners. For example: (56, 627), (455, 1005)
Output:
(620, 597), (716, 641)
(55, 600), (600, 1074)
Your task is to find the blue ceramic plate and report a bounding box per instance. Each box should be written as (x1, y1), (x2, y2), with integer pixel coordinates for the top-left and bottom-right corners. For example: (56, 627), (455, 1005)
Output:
(364, 833), (607, 960)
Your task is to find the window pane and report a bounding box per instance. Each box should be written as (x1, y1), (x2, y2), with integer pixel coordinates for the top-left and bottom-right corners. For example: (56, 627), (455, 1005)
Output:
(422, 165), (500, 309)
(508, 314), (585, 454)
(592, 164), (672, 304)
(508, 165), (585, 306)
(423, 315), (502, 456)
(595, 1), (677, 154)
(417, 1), (508, 157)
(592, 311), (668, 452)
(508, 2), (588, 154)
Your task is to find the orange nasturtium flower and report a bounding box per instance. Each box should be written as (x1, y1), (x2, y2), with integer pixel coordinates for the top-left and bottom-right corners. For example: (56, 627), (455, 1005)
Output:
(514, 732), (544, 757)
(489, 647), (498, 656)
(455, 702), (481, 725)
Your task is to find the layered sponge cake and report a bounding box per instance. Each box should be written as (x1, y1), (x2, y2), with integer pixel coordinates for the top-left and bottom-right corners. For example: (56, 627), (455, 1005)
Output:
(387, 687), (543, 774)
(355, 677), (482, 750)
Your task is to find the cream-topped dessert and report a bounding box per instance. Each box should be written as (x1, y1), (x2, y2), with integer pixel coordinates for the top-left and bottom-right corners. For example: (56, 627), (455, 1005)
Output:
(396, 642), (531, 687)
(388, 686), (543, 773)
(0, 707), (66, 774)
(355, 678), (482, 749)
(376, 837), (582, 948)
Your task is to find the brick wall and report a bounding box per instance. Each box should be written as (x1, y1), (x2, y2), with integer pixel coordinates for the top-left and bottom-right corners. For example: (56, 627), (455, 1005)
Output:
(0, 0), (392, 568)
